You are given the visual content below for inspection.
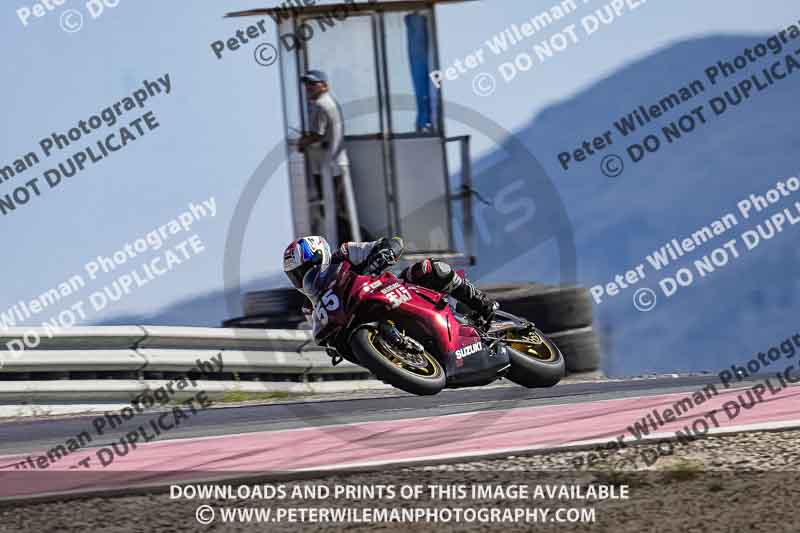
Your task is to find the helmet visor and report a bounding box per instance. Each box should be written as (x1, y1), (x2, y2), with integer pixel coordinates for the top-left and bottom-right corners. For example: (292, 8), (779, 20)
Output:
(286, 252), (322, 290)
(286, 264), (309, 290)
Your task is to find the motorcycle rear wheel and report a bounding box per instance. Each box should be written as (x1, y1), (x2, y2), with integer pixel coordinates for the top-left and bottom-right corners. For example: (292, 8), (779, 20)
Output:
(504, 327), (565, 388)
(350, 325), (446, 396)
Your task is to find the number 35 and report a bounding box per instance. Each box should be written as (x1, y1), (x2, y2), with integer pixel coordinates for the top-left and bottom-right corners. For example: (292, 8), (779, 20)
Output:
(314, 290), (340, 324)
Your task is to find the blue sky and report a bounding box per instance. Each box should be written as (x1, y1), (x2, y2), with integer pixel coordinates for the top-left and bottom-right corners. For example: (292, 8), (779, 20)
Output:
(1, 0), (797, 323)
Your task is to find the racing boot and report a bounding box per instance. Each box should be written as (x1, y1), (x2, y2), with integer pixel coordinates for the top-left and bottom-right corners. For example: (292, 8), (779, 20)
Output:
(449, 276), (499, 325)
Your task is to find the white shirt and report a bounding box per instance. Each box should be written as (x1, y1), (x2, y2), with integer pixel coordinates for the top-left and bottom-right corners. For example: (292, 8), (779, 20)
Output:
(307, 91), (349, 174)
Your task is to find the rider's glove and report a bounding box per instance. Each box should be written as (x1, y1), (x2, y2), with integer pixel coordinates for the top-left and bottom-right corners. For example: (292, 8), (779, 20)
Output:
(365, 237), (404, 274)
(366, 249), (396, 274)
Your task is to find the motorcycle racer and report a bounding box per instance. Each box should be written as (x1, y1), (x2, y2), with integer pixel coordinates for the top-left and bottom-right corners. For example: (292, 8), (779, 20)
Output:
(282, 235), (499, 323)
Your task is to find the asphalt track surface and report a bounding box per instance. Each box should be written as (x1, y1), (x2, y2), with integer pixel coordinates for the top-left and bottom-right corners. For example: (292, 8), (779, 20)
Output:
(0, 375), (750, 456)
(0, 375), (798, 500)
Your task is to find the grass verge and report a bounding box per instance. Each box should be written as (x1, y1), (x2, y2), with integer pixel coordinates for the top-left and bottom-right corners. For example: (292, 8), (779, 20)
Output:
(218, 391), (295, 404)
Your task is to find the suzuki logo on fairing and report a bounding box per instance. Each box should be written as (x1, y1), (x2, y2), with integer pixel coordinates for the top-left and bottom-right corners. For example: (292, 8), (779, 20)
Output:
(455, 342), (483, 359)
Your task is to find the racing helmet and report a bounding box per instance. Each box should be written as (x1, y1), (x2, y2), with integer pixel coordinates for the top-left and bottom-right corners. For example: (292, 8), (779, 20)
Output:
(282, 236), (332, 292)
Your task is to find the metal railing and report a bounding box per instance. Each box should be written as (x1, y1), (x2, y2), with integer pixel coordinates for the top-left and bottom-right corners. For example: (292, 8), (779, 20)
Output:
(0, 327), (372, 392)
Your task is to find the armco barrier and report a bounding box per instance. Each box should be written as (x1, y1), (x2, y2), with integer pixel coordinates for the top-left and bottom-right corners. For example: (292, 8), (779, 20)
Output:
(0, 325), (601, 405)
(0, 326), (370, 379)
(0, 380), (391, 403)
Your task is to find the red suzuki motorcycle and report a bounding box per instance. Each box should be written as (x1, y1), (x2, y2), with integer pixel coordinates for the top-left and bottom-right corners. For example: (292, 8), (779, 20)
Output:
(311, 261), (565, 396)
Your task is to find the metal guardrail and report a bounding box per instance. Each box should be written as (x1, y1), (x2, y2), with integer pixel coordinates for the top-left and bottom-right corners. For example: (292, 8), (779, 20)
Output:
(0, 380), (391, 404)
(0, 326), (370, 378)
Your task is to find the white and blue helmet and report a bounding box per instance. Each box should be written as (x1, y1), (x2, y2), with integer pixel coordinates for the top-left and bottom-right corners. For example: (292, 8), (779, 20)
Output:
(282, 236), (332, 292)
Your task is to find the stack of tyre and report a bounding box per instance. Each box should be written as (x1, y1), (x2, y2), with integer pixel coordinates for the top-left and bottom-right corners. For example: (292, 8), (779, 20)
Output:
(480, 283), (601, 375)
(222, 289), (310, 330)
(225, 283), (601, 375)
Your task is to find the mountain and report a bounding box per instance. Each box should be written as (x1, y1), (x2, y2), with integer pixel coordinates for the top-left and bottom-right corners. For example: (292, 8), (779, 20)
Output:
(466, 35), (800, 375)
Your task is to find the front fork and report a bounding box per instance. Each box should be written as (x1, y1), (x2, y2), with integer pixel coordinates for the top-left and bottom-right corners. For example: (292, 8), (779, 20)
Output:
(326, 321), (382, 367)
(330, 321), (427, 367)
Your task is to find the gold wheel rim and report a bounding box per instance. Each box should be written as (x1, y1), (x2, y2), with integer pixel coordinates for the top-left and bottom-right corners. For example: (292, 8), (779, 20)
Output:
(368, 330), (441, 379)
(506, 331), (557, 362)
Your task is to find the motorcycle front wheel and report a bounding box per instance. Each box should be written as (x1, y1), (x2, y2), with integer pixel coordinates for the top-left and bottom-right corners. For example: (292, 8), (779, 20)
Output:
(503, 327), (565, 388)
(350, 324), (446, 396)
